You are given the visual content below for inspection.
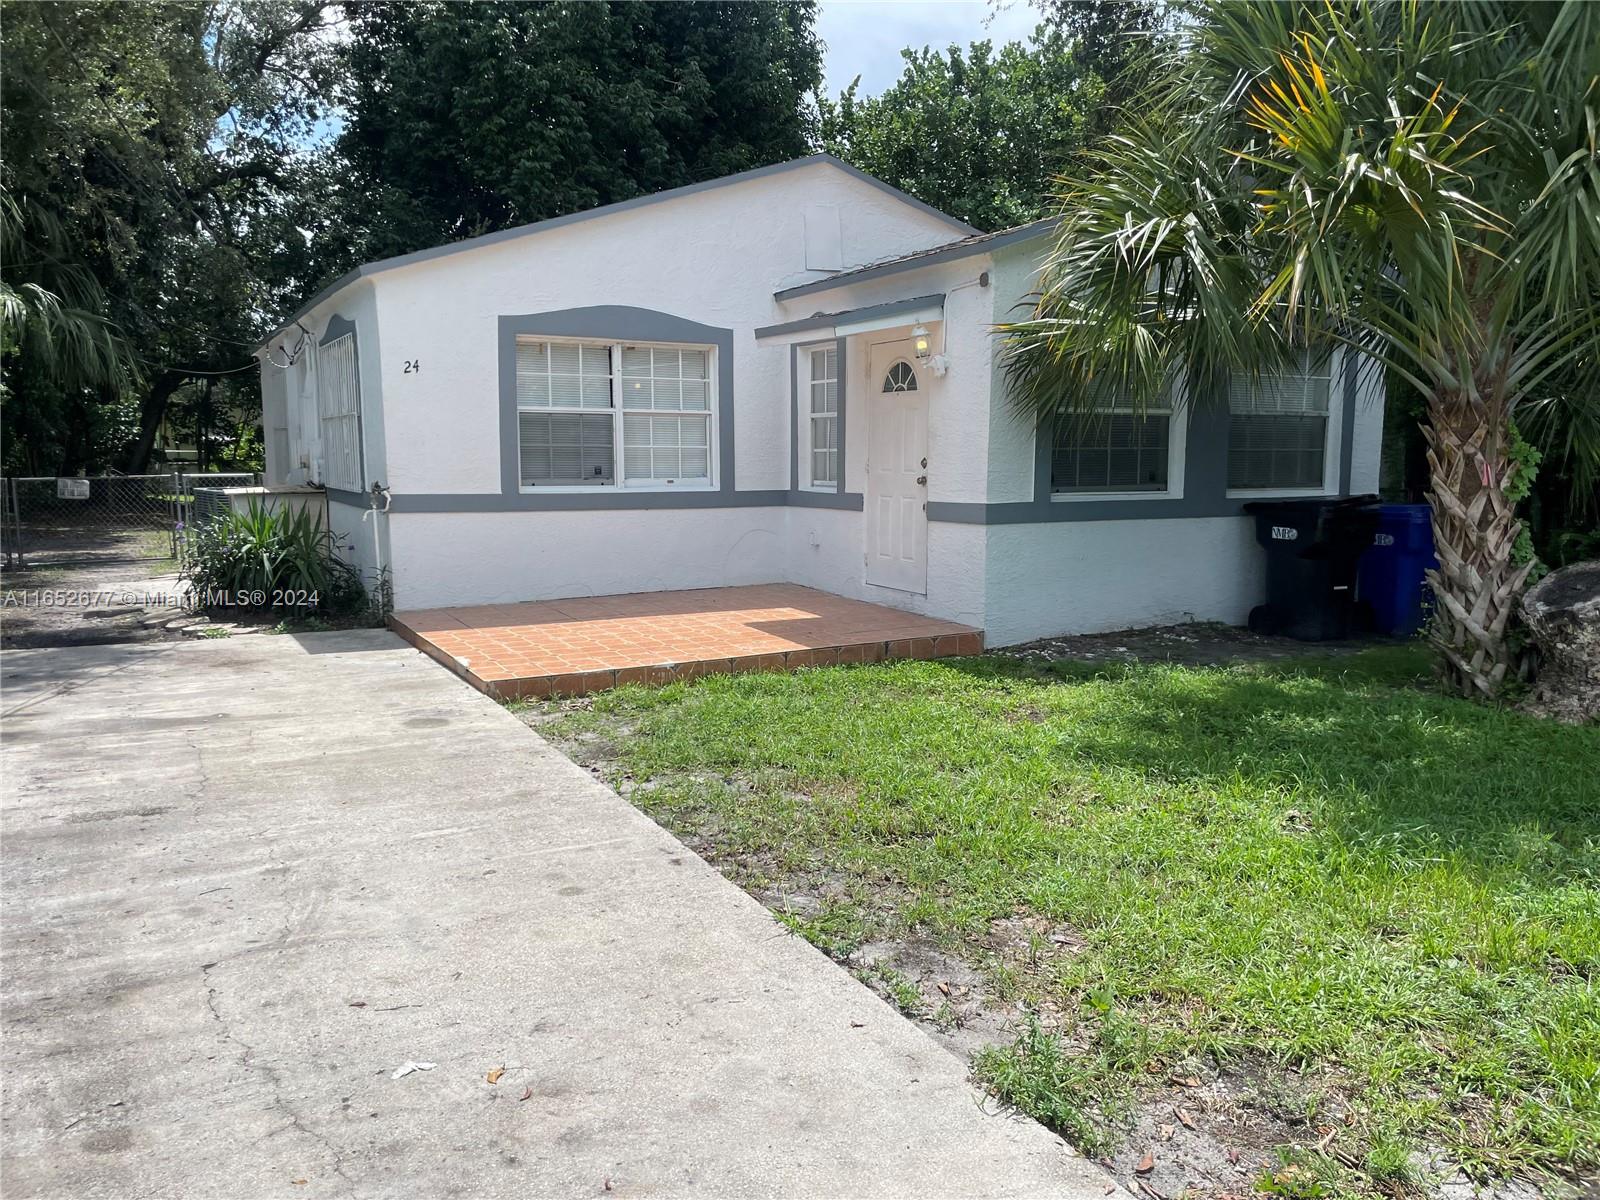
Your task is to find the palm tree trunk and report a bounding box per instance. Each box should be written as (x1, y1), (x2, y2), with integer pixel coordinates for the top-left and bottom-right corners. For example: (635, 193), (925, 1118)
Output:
(1422, 379), (1533, 698)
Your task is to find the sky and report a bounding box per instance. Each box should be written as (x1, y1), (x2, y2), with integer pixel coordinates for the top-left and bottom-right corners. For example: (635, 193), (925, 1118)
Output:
(815, 0), (1044, 98)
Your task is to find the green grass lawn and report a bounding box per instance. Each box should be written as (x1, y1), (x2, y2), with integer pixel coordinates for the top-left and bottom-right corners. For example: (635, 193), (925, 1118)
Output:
(541, 646), (1598, 1194)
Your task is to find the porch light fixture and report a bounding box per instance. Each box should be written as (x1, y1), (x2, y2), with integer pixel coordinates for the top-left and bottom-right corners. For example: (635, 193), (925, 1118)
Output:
(911, 324), (932, 360)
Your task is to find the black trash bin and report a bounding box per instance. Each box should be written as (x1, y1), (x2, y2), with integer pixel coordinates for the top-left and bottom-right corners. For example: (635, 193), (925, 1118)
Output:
(1245, 496), (1380, 640)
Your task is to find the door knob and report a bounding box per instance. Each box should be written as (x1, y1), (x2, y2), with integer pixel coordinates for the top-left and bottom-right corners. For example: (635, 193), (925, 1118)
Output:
(916, 475), (927, 485)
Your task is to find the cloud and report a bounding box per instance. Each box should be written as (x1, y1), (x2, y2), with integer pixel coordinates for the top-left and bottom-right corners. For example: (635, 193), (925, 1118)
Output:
(815, 0), (1043, 98)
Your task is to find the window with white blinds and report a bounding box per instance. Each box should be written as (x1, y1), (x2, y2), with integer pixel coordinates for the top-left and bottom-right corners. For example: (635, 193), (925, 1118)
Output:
(807, 346), (838, 488)
(1228, 351), (1334, 490)
(1051, 385), (1172, 493)
(316, 334), (362, 491)
(514, 338), (714, 488)
(620, 346), (711, 484)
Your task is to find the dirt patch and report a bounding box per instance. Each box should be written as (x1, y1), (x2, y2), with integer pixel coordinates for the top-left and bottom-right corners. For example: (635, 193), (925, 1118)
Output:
(999, 621), (1388, 670)
(1, 558), (190, 649)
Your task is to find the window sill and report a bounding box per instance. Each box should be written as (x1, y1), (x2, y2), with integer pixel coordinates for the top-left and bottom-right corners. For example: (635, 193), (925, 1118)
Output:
(1050, 489), (1179, 503)
(519, 484), (717, 494)
(1225, 487), (1335, 500)
(799, 483), (840, 494)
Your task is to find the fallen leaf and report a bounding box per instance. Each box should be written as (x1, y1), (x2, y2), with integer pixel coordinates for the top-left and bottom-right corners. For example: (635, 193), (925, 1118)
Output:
(1225, 1148), (1240, 1166)
(1172, 1074), (1200, 1087)
(1174, 1107), (1196, 1131)
(937, 981), (951, 995)
(1135, 1151), (1154, 1174)
(1104, 1186), (1116, 1196)
(292, 1181), (307, 1187)
(486, 1067), (505, 1084)
(519, 1086), (532, 1102)
(602, 1177), (613, 1192)
(348, 1001), (367, 1008)
(1158, 1124), (1175, 1141)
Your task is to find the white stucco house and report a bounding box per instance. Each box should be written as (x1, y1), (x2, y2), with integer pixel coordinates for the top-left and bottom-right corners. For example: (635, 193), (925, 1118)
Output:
(254, 153), (1383, 646)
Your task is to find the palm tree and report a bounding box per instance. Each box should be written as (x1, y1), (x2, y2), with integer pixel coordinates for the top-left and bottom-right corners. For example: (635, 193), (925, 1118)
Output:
(1002, 0), (1600, 698)
(0, 191), (136, 395)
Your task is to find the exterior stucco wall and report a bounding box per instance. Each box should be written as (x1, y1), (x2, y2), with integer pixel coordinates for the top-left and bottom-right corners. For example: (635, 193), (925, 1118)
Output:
(364, 162), (962, 499)
(784, 507), (987, 628)
(327, 496), (388, 588)
(259, 281), (384, 492)
(982, 516), (1265, 645)
(260, 363), (291, 486)
(1347, 360), (1386, 494)
(386, 508), (787, 611)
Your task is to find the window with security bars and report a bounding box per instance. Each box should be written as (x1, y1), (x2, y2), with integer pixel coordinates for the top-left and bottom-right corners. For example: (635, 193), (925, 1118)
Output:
(808, 346), (838, 488)
(1050, 392), (1171, 493)
(514, 338), (714, 487)
(1228, 352), (1333, 489)
(316, 334), (362, 491)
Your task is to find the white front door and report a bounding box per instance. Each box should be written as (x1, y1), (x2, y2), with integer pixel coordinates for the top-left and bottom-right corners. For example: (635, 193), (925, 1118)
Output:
(865, 340), (929, 594)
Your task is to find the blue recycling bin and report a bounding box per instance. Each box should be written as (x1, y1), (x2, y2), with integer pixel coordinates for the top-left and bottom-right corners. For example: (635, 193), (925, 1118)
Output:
(1359, 504), (1437, 636)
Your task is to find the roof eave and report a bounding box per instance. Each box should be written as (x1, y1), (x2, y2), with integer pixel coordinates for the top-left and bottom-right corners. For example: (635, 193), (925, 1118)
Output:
(773, 217), (1058, 304)
(254, 154), (978, 353)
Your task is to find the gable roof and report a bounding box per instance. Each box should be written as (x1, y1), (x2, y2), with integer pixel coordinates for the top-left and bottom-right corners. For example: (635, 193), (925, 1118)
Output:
(256, 155), (979, 352)
(773, 217), (1059, 302)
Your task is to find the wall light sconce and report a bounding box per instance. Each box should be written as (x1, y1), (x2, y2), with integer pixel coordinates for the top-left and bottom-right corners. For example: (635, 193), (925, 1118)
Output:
(911, 324), (932, 360)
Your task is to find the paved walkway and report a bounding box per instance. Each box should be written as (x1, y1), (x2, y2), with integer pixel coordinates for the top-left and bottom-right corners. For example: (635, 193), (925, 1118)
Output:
(1, 631), (1111, 1198)
(393, 584), (983, 699)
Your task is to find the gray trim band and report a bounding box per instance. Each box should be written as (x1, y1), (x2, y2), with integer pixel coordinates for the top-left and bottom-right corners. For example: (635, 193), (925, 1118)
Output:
(756, 294), (944, 341)
(499, 306), (735, 502)
(325, 487), (372, 508)
(258, 154), (977, 350)
(387, 490), (789, 514)
(774, 219), (1056, 302)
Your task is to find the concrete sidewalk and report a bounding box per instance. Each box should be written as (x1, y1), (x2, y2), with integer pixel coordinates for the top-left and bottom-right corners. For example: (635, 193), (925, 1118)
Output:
(1, 631), (1113, 1199)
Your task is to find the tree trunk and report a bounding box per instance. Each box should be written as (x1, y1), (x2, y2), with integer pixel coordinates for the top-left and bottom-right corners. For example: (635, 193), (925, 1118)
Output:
(123, 371), (187, 475)
(1422, 379), (1533, 698)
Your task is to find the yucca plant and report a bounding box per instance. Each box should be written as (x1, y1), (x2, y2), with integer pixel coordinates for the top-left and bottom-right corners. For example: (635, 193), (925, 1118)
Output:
(182, 501), (364, 612)
(1002, 0), (1600, 699)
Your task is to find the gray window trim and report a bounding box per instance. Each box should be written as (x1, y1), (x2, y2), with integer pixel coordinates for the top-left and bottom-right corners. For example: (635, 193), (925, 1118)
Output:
(789, 339), (862, 510)
(928, 356), (1363, 525)
(499, 308), (735, 505)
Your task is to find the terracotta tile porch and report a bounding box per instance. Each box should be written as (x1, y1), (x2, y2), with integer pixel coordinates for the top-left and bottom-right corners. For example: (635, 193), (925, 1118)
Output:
(390, 584), (984, 700)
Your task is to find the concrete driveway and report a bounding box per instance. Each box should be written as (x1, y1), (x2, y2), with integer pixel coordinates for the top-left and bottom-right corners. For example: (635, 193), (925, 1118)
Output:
(1, 631), (1112, 1199)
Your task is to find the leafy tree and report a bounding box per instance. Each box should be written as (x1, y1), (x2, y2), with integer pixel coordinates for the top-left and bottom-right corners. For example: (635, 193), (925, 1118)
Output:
(1003, 0), (1600, 699)
(1032, 0), (1173, 136)
(1, 1), (345, 475)
(330, 1), (824, 264)
(818, 29), (1097, 231)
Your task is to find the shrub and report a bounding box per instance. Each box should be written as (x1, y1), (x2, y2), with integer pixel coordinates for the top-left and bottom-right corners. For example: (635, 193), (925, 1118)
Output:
(182, 502), (365, 615)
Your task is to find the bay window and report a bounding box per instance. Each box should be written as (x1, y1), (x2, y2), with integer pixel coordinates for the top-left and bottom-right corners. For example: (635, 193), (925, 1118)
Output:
(516, 338), (713, 488)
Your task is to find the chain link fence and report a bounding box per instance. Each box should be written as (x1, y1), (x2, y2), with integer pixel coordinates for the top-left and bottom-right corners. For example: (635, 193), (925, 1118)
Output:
(0, 472), (260, 567)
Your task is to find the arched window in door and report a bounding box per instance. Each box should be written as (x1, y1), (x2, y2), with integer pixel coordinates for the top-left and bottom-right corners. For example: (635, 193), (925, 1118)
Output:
(881, 360), (918, 393)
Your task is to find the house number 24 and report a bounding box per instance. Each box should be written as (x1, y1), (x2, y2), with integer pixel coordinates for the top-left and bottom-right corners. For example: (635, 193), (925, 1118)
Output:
(403, 359), (420, 374)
